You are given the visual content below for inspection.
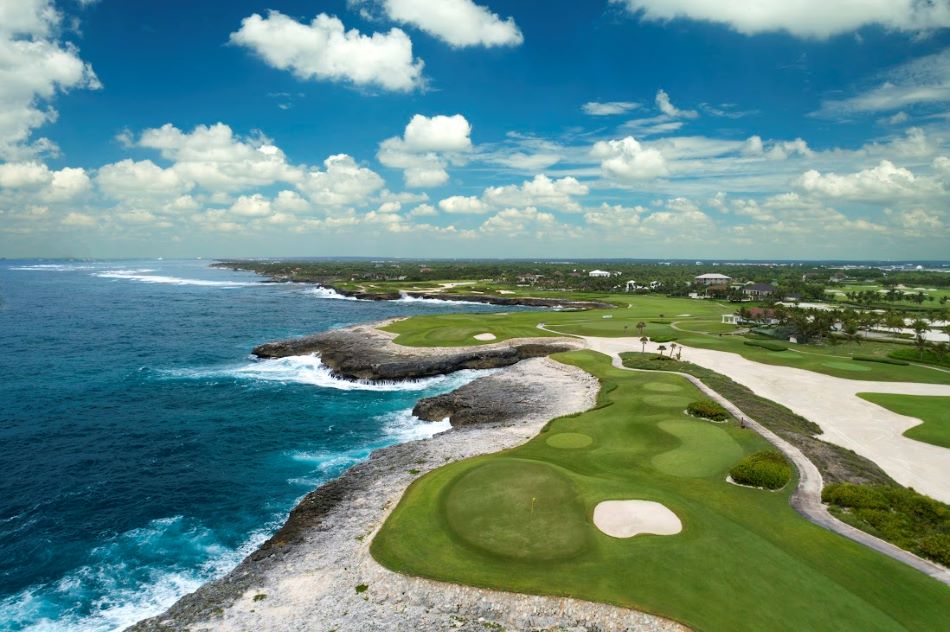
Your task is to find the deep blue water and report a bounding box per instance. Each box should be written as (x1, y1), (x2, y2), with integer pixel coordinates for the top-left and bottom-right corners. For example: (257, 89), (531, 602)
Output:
(0, 260), (507, 631)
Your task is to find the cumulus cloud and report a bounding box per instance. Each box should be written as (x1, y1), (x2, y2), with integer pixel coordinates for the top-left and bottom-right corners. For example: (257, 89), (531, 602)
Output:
(0, 160), (90, 201)
(96, 159), (190, 201)
(591, 136), (668, 180)
(796, 160), (940, 201)
(230, 11), (424, 92)
(297, 154), (384, 207)
(136, 123), (303, 192)
(0, 0), (100, 159)
(584, 203), (646, 231)
(482, 174), (589, 212)
(655, 89), (697, 119)
(229, 193), (272, 217)
(582, 101), (640, 116)
(378, 114), (472, 187)
(480, 206), (556, 235)
(439, 195), (488, 214)
(358, 0), (523, 48)
(611, 0), (950, 38)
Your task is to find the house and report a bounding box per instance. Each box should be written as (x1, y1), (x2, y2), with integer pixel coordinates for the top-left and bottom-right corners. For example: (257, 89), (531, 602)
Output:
(589, 269), (611, 278)
(721, 314), (740, 325)
(694, 273), (732, 286)
(625, 280), (637, 292)
(743, 283), (777, 299)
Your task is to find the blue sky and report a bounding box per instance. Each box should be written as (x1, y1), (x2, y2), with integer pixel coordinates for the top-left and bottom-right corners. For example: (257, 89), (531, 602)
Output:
(1, 0), (949, 259)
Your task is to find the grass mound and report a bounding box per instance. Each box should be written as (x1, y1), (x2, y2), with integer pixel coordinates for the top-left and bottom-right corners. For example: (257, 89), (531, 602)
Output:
(852, 354), (909, 366)
(822, 483), (950, 566)
(686, 399), (729, 421)
(730, 450), (792, 490)
(743, 340), (788, 352)
(443, 459), (590, 561)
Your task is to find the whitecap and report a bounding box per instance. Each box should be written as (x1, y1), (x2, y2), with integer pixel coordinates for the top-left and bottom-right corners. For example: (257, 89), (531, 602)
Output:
(10, 264), (99, 272)
(92, 269), (257, 288)
(303, 286), (361, 300)
(158, 354), (487, 392)
(394, 292), (485, 306)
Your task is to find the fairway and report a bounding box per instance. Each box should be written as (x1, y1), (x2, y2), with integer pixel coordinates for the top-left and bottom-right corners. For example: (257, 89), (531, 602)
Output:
(372, 351), (950, 631)
(858, 393), (950, 449)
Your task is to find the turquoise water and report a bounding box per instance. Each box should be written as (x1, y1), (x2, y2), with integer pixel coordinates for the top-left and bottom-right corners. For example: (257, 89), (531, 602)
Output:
(0, 260), (506, 631)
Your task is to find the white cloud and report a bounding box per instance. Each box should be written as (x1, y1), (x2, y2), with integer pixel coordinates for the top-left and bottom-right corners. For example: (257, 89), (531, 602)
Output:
(136, 123), (303, 192)
(61, 211), (94, 227)
(230, 11), (424, 92)
(480, 206), (556, 235)
(364, 0), (523, 48)
(641, 197), (714, 232)
(439, 195), (488, 214)
(230, 193), (272, 217)
(611, 0), (950, 38)
(273, 190), (310, 213)
(766, 138), (813, 160)
(482, 174), (589, 212)
(584, 203), (646, 230)
(0, 0), (100, 159)
(46, 166), (91, 201)
(815, 49), (950, 117)
(378, 114), (472, 187)
(796, 160), (940, 201)
(408, 203), (437, 217)
(655, 89), (697, 119)
(0, 160), (51, 188)
(96, 159), (190, 201)
(591, 136), (668, 180)
(297, 154), (384, 206)
(0, 160), (90, 201)
(583, 101), (640, 116)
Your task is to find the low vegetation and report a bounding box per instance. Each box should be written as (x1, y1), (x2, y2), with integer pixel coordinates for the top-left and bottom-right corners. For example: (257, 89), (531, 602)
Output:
(743, 340), (788, 352)
(822, 484), (950, 566)
(852, 355), (908, 366)
(686, 399), (729, 421)
(730, 450), (792, 490)
(889, 347), (950, 368)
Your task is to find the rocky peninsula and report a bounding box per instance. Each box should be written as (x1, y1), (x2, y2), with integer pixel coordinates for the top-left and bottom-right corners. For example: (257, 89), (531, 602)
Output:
(130, 323), (684, 632)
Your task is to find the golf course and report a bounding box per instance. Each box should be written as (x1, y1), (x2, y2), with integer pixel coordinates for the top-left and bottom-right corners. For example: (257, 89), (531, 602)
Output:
(372, 350), (950, 631)
(857, 393), (950, 449)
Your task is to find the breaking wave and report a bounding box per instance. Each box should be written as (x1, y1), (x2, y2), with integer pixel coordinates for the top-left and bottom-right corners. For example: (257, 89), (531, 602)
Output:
(92, 270), (257, 288)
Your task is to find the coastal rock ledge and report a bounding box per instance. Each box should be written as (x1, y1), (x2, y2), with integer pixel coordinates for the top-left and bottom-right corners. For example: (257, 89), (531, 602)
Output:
(252, 320), (579, 381)
(130, 331), (686, 631)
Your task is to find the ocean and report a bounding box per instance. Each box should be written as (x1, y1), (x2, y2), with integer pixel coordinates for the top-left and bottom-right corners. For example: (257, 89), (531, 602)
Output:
(0, 260), (507, 631)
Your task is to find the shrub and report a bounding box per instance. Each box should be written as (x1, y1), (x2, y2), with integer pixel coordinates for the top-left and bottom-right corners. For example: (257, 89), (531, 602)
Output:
(889, 348), (950, 368)
(355, 584), (369, 593)
(650, 334), (678, 343)
(743, 340), (788, 352)
(730, 450), (792, 490)
(852, 354), (909, 366)
(822, 483), (950, 566)
(686, 399), (729, 421)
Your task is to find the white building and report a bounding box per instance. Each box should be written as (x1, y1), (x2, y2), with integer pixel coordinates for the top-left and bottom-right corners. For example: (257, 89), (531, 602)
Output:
(694, 273), (732, 286)
(589, 269), (611, 278)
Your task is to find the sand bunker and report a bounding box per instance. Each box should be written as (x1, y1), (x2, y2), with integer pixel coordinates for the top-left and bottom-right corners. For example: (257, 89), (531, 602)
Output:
(593, 500), (682, 538)
(473, 333), (497, 341)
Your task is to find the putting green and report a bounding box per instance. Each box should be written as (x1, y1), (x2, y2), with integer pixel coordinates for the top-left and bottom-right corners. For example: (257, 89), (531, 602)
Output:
(652, 419), (745, 478)
(643, 381), (683, 393)
(443, 459), (590, 561)
(642, 394), (694, 408)
(822, 361), (872, 372)
(546, 432), (593, 449)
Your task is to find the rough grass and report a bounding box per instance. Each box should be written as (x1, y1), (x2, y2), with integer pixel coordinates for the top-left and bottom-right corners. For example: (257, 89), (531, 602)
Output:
(889, 348), (950, 368)
(373, 351), (950, 631)
(823, 483), (950, 566)
(857, 393), (950, 449)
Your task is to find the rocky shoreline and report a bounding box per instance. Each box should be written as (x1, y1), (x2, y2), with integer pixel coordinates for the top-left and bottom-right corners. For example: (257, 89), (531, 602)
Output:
(129, 326), (686, 632)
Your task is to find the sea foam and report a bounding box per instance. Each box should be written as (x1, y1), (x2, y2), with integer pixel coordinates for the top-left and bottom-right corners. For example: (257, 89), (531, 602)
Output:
(92, 269), (257, 288)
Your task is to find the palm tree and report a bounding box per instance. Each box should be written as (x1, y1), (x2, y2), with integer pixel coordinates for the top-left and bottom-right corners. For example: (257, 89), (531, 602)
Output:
(640, 336), (648, 353)
(911, 319), (929, 359)
(636, 321), (646, 337)
(657, 345), (667, 357)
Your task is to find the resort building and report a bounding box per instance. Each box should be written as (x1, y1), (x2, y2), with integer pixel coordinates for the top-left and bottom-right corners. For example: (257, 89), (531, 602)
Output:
(694, 273), (732, 286)
(588, 270), (611, 278)
(743, 283), (777, 299)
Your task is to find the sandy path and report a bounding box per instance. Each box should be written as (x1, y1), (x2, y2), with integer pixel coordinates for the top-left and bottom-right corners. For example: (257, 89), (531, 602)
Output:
(580, 335), (950, 504)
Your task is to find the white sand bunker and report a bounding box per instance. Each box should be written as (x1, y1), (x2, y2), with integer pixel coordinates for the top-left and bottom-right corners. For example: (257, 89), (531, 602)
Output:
(593, 500), (682, 538)
(473, 333), (497, 341)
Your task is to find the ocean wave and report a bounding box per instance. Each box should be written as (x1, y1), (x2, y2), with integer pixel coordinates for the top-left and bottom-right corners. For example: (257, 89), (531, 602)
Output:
(303, 286), (361, 300)
(0, 515), (274, 632)
(394, 292), (486, 306)
(158, 354), (486, 392)
(9, 264), (100, 272)
(286, 409), (450, 486)
(92, 269), (257, 288)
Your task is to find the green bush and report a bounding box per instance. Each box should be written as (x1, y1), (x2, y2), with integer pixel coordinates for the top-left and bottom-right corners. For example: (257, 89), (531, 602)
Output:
(650, 335), (678, 343)
(650, 319), (672, 324)
(729, 450), (792, 490)
(822, 483), (950, 566)
(889, 348), (950, 368)
(743, 340), (788, 352)
(852, 354), (909, 366)
(686, 399), (729, 421)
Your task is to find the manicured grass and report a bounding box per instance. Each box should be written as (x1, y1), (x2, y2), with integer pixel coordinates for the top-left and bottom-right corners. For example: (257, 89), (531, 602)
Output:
(858, 393), (950, 449)
(373, 351), (950, 631)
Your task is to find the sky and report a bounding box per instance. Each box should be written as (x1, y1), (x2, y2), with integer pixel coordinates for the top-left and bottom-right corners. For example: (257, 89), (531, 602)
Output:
(1, 0), (949, 260)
